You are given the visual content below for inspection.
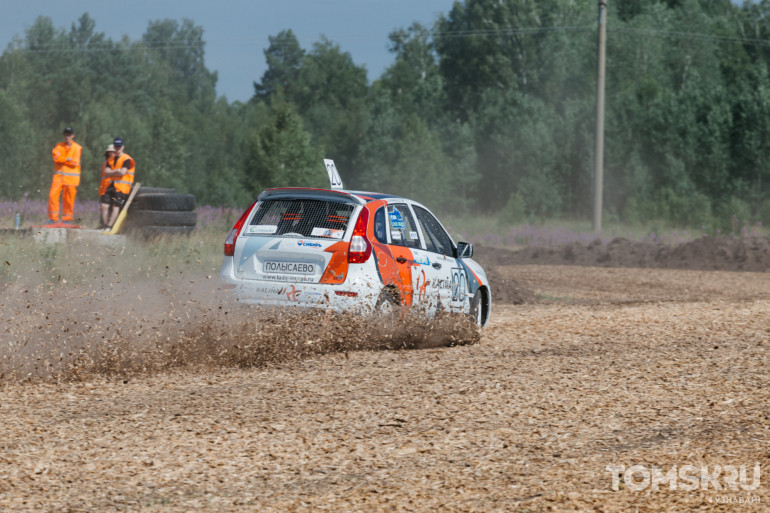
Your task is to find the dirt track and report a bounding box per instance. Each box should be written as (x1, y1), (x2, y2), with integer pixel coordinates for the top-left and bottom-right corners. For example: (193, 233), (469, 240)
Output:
(2, 255), (770, 512)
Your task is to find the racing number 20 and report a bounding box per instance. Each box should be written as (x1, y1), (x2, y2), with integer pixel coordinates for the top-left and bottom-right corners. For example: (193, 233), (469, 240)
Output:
(324, 159), (343, 189)
(451, 268), (467, 303)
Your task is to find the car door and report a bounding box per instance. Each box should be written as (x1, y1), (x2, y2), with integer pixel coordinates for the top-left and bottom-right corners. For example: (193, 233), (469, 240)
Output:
(384, 203), (422, 307)
(410, 204), (456, 313)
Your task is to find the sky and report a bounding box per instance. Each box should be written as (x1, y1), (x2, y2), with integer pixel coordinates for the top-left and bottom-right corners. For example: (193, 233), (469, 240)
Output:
(2, 1), (456, 103)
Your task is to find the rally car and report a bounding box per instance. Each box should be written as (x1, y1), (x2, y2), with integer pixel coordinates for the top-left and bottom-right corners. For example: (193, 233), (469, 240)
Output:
(219, 165), (491, 326)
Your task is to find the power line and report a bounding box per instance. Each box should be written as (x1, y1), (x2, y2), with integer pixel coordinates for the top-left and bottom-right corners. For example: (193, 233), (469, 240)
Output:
(613, 26), (770, 48)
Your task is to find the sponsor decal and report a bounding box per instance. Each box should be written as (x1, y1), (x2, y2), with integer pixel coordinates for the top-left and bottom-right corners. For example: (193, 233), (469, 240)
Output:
(311, 227), (344, 239)
(431, 279), (452, 290)
(391, 231), (402, 240)
(409, 231), (419, 240)
(261, 274), (316, 283)
(415, 269), (431, 302)
(284, 284), (301, 301)
(389, 209), (405, 229)
(297, 240), (323, 248)
(377, 251), (389, 267)
(253, 286), (285, 295)
(413, 253), (430, 266)
(247, 224), (278, 234)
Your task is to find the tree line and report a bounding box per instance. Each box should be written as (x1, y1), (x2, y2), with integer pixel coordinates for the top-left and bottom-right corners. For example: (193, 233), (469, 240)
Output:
(2, 0), (770, 230)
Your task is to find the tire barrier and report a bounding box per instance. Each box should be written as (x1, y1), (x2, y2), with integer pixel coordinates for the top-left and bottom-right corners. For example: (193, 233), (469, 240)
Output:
(131, 193), (196, 212)
(126, 187), (197, 238)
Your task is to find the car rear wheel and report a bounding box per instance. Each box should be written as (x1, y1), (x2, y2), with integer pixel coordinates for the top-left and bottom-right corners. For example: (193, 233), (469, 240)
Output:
(375, 287), (400, 316)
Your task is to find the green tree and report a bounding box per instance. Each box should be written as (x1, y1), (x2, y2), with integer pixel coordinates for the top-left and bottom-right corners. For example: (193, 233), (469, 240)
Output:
(142, 18), (217, 104)
(244, 103), (325, 194)
(379, 23), (443, 121)
(390, 114), (448, 207)
(0, 90), (37, 198)
(291, 38), (368, 178)
(253, 29), (305, 101)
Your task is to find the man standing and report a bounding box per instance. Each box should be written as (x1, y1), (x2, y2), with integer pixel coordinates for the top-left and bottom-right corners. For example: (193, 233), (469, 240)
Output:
(48, 126), (82, 224)
(98, 143), (116, 229)
(101, 137), (135, 230)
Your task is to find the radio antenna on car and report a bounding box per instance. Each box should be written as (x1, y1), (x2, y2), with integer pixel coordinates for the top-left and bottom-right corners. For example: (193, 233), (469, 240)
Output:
(324, 159), (344, 190)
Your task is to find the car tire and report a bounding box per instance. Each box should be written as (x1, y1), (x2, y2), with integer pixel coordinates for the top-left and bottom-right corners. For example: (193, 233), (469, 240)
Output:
(469, 289), (484, 326)
(374, 286), (400, 315)
(125, 210), (197, 227)
(135, 187), (177, 196)
(125, 187), (196, 237)
(131, 225), (196, 238)
(130, 193), (196, 212)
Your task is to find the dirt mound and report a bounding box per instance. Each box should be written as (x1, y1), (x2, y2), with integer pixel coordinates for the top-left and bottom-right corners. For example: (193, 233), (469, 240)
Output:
(470, 247), (538, 305)
(475, 235), (770, 273)
(483, 267), (537, 305)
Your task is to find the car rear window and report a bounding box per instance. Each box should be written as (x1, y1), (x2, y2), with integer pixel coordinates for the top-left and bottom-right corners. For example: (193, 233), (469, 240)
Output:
(245, 199), (356, 239)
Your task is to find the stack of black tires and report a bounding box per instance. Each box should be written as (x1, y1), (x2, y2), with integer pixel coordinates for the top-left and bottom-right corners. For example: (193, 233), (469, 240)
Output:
(126, 187), (197, 238)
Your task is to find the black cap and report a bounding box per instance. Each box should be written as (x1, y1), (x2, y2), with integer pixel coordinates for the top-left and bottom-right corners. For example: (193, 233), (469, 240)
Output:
(62, 127), (74, 135)
(113, 137), (124, 147)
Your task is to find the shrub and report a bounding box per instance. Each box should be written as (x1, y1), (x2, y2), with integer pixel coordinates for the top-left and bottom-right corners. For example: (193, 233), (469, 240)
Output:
(498, 192), (526, 226)
(714, 196), (751, 234)
(622, 197), (641, 224)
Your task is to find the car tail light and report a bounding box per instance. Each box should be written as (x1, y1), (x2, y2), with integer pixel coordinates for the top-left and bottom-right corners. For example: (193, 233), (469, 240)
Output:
(224, 201), (257, 256)
(348, 207), (372, 264)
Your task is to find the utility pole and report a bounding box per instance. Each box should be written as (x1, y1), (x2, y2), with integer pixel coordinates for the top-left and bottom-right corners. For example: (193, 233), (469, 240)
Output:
(593, 0), (607, 233)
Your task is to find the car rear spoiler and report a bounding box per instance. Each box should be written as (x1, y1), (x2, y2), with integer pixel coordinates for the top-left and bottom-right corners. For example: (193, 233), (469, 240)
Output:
(258, 188), (366, 205)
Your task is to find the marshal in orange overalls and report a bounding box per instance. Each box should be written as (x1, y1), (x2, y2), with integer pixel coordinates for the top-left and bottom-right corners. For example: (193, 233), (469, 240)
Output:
(48, 129), (83, 222)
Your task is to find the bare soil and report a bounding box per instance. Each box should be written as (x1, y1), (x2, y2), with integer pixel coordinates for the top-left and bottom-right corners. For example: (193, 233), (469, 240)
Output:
(1, 237), (770, 512)
(476, 235), (770, 272)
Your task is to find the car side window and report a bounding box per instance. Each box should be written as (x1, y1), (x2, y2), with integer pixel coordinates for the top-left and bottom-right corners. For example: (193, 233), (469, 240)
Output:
(413, 206), (454, 256)
(374, 207), (387, 244)
(387, 204), (420, 248)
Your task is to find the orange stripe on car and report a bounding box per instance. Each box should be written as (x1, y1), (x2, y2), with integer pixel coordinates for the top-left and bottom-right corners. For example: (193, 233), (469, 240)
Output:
(320, 241), (350, 284)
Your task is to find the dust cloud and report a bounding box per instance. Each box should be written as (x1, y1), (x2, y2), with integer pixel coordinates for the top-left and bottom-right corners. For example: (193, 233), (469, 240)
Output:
(0, 277), (479, 383)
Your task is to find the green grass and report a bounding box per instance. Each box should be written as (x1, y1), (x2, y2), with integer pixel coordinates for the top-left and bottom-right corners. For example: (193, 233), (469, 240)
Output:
(0, 229), (224, 289)
(3, 209), (766, 290)
(441, 212), (768, 248)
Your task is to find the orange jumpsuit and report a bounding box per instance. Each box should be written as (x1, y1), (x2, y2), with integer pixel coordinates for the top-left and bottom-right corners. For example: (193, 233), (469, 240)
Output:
(48, 140), (83, 222)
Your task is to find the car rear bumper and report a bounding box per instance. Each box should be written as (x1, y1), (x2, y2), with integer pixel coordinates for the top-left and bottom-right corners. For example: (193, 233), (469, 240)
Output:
(220, 259), (381, 314)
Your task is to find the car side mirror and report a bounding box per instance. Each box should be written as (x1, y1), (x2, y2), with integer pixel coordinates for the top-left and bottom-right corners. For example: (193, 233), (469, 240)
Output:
(456, 241), (473, 259)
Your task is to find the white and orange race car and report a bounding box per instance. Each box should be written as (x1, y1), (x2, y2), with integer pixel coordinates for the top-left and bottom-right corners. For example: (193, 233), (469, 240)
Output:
(220, 164), (491, 326)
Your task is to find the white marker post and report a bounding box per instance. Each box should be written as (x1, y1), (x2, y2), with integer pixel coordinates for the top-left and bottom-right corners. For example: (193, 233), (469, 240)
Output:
(324, 159), (344, 190)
